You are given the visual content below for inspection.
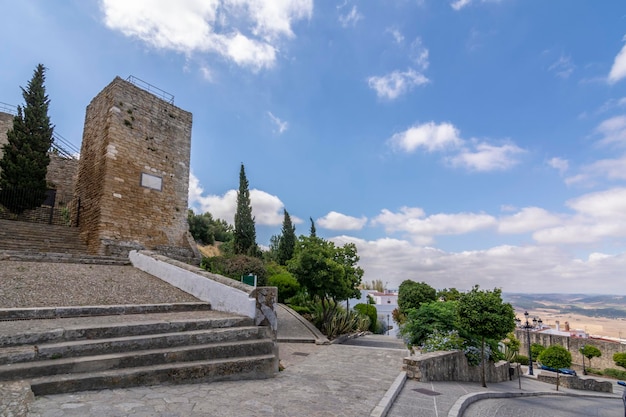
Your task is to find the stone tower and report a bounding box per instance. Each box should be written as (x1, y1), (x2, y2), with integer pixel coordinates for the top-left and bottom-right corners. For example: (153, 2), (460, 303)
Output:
(74, 77), (198, 261)
(0, 111), (13, 162)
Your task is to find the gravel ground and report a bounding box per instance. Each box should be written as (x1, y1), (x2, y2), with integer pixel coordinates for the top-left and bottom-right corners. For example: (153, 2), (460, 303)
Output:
(0, 261), (199, 308)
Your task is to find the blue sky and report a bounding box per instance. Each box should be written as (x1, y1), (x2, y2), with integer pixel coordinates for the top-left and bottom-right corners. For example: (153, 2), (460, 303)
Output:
(2, 1), (626, 294)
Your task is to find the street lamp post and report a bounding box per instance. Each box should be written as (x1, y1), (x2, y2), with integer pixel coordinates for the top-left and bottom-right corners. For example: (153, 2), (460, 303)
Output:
(517, 311), (537, 376)
(387, 314), (390, 336)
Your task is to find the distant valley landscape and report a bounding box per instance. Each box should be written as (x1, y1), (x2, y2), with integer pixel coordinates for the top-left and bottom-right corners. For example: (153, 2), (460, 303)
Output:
(504, 293), (626, 340)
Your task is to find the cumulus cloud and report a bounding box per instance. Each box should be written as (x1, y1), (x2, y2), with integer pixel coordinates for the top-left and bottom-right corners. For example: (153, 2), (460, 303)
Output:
(388, 122), (463, 153)
(498, 207), (562, 234)
(388, 122), (525, 172)
(100, 0), (312, 70)
(608, 40), (626, 84)
(188, 172), (298, 226)
(267, 111), (288, 134)
(448, 141), (525, 171)
(331, 235), (626, 294)
(566, 154), (626, 186)
(372, 207), (496, 244)
(594, 115), (626, 147)
(533, 188), (626, 244)
(317, 211), (367, 231)
(367, 69), (429, 100)
(338, 5), (363, 28)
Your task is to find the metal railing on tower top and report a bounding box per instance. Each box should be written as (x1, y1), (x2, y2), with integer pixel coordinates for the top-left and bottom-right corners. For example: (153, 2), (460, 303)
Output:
(125, 76), (175, 104)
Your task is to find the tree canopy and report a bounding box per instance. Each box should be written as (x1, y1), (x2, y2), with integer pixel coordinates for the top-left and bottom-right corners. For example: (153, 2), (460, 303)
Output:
(0, 63), (54, 213)
(233, 164), (258, 256)
(187, 210), (233, 245)
(581, 345), (601, 369)
(400, 300), (458, 348)
(288, 236), (363, 322)
(457, 286), (515, 387)
(538, 345), (572, 391)
(276, 209), (296, 265)
(397, 280), (437, 314)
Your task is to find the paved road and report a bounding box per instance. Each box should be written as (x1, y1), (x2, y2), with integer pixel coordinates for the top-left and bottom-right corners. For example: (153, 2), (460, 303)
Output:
(463, 395), (624, 417)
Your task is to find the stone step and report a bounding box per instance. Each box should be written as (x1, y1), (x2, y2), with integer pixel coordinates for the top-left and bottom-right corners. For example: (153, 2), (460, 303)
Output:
(0, 312), (254, 348)
(0, 326), (270, 365)
(0, 250), (130, 264)
(0, 302), (213, 321)
(0, 339), (276, 381)
(0, 219), (89, 255)
(28, 354), (277, 395)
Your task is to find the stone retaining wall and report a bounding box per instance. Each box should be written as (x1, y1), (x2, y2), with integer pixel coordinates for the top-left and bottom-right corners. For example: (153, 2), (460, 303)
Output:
(403, 350), (513, 383)
(537, 373), (613, 393)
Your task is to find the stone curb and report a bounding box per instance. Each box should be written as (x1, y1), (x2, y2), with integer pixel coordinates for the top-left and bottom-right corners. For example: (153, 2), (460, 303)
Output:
(277, 304), (329, 345)
(370, 371), (407, 417)
(447, 389), (621, 417)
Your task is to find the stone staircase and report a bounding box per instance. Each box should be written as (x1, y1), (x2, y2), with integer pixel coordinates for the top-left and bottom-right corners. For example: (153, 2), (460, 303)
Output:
(0, 303), (277, 395)
(0, 219), (127, 264)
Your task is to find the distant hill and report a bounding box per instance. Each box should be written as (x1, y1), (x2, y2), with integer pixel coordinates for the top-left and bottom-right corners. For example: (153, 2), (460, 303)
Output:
(504, 293), (626, 319)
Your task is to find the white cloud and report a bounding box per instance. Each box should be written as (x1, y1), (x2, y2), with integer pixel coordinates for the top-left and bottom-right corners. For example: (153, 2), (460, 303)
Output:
(548, 157), (569, 175)
(317, 211), (367, 231)
(448, 141), (525, 171)
(188, 172), (298, 226)
(367, 69), (429, 100)
(100, 0), (312, 70)
(594, 115), (626, 147)
(498, 207), (562, 234)
(533, 188), (626, 244)
(388, 122), (463, 153)
(451, 0), (472, 10)
(267, 111), (288, 134)
(372, 207), (496, 244)
(387, 28), (404, 44)
(566, 154), (626, 185)
(200, 66), (214, 82)
(548, 54), (574, 79)
(410, 37), (429, 70)
(332, 236), (626, 294)
(608, 41), (626, 84)
(338, 5), (362, 28)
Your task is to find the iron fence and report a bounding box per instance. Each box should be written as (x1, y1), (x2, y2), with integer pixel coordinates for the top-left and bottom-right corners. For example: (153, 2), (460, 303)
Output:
(0, 186), (79, 226)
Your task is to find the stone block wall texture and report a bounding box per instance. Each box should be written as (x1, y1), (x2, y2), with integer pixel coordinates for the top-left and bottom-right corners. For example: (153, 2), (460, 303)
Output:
(74, 77), (195, 260)
(537, 374), (613, 393)
(403, 350), (511, 383)
(0, 112), (12, 162)
(516, 329), (626, 372)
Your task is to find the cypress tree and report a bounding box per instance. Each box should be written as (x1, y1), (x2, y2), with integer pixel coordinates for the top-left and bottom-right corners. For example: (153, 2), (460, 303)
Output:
(233, 164), (258, 256)
(0, 64), (54, 213)
(277, 209), (296, 265)
(309, 217), (317, 237)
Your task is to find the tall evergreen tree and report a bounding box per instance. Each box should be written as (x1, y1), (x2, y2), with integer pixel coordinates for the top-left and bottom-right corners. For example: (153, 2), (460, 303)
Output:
(277, 209), (296, 265)
(0, 64), (54, 213)
(233, 164), (258, 256)
(309, 217), (317, 237)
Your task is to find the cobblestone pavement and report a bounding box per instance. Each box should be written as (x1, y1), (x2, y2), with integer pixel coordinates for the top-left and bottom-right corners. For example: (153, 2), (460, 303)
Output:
(27, 343), (406, 417)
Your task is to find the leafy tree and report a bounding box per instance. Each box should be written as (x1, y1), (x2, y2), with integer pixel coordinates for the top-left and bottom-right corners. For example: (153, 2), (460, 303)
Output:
(266, 262), (300, 303)
(437, 287), (461, 301)
(0, 64), (54, 213)
(277, 209), (296, 265)
(538, 345), (572, 391)
(581, 345), (601, 371)
(392, 307), (406, 326)
(188, 210), (233, 245)
(288, 236), (363, 326)
(397, 280), (437, 314)
(354, 303), (378, 332)
(400, 301), (458, 348)
(361, 279), (385, 292)
(457, 286), (515, 387)
(613, 352), (626, 369)
(233, 164), (258, 256)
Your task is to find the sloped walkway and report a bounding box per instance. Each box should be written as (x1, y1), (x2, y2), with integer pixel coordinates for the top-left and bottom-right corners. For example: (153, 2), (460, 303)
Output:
(276, 304), (328, 344)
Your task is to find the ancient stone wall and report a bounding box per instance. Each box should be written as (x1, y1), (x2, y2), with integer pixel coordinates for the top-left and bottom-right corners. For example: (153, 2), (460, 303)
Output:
(537, 373), (613, 392)
(516, 329), (626, 371)
(75, 77), (195, 260)
(0, 112), (13, 162)
(403, 350), (513, 383)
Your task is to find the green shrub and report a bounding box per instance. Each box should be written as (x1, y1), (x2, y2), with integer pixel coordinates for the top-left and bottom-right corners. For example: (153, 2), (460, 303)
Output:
(586, 367), (603, 376)
(516, 355), (529, 366)
(422, 329), (464, 353)
(354, 303), (377, 332)
(201, 255), (267, 286)
(614, 352), (626, 369)
(312, 305), (362, 339)
(603, 368), (626, 380)
(531, 343), (545, 361)
(268, 272), (300, 303)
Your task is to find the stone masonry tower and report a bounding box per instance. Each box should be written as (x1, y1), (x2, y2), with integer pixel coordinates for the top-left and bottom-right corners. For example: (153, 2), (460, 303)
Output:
(74, 77), (197, 260)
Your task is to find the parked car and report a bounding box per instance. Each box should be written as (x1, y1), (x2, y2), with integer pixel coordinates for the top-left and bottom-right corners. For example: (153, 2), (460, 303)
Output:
(539, 364), (577, 376)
